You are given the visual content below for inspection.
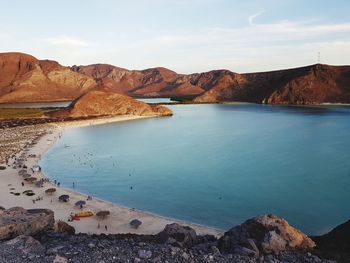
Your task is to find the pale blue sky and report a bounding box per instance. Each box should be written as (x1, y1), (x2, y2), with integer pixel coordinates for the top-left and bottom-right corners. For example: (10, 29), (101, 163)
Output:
(1, 0), (350, 73)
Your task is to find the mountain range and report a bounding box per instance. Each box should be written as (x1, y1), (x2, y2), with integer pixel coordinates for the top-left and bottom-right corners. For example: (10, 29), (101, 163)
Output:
(1, 52), (349, 104)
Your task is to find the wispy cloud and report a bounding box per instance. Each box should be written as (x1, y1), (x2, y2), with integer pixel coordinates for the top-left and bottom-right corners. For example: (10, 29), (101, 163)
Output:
(103, 18), (350, 72)
(248, 10), (265, 26)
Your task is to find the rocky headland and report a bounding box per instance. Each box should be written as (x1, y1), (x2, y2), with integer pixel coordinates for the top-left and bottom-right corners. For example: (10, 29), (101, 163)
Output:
(49, 90), (172, 118)
(0, 206), (346, 263)
(0, 52), (349, 105)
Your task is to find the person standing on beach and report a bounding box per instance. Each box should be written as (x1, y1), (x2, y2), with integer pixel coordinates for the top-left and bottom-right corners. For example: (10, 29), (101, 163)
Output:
(105, 225), (108, 231)
(73, 182), (75, 188)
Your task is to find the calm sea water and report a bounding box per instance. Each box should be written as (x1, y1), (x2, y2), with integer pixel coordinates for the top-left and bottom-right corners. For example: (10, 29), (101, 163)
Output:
(137, 98), (175, 104)
(40, 104), (350, 235)
(0, 101), (71, 108)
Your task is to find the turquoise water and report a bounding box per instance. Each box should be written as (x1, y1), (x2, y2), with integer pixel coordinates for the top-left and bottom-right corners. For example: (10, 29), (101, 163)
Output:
(137, 98), (174, 104)
(0, 101), (71, 108)
(40, 104), (350, 235)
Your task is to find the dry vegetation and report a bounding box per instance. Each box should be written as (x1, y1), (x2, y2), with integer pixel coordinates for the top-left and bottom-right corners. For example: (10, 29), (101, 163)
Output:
(0, 108), (49, 119)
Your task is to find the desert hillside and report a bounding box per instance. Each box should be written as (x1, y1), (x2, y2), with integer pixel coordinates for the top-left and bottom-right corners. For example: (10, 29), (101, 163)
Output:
(1, 52), (349, 105)
(50, 90), (172, 118)
(0, 52), (96, 103)
(194, 64), (350, 104)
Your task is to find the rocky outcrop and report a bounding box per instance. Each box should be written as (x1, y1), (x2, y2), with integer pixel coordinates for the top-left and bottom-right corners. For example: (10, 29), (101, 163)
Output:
(0, 208), (338, 263)
(312, 219), (350, 262)
(0, 52), (96, 103)
(49, 90), (172, 118)
(157, 223), (199, 248)
(218, 214), (315, 255)
(55, 221), (75, 235)
(0, 207), (54, 240)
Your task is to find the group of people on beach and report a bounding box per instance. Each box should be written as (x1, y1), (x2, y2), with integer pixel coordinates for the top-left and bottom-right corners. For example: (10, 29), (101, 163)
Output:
(32, 196), (43, 204)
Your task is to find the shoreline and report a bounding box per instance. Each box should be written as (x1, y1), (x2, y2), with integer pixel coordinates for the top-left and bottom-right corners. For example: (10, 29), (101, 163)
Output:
(0, 115), (224, 237)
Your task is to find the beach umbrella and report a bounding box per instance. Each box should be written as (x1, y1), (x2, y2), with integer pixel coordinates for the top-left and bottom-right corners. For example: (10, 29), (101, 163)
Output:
(96, 210), (110, 219)
(18, 169), (27, 175)
(32, 165), (41, 172)
(45, 188), (56, 194)
(75, 200), (86, 207)
(25, 177), (37, 183)
(35, 181), (43, 187)
(22, 174), (31, 179)
(59, 194), (70, 202)
(130, 219), (142, 229)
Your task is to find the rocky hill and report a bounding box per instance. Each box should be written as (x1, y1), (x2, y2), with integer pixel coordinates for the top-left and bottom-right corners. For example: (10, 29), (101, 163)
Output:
(0, 52), (96, 103)
(194, 64), (350, 104)
(50, 90), (172, 118)
(1, 52), (349, 105)
(71, 64), (205, 98)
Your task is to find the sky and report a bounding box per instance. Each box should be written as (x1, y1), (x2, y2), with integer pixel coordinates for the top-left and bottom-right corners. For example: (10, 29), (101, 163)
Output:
(1, 0), (350, 73)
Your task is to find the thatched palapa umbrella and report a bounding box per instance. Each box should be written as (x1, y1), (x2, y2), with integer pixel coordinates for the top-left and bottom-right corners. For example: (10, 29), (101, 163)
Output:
(32, 165), (41, 172)
(25, 177), (37, 183)
(35, 181), (43, 187)
(22, 174), (31, 179)
(96, 210), (110, 220)
(18, 170), (27, 176)
(59, 194), (70, 202)
(75, 200), (86, 208)
(45, 188), (56, 194)
(130, 219), (142, 229)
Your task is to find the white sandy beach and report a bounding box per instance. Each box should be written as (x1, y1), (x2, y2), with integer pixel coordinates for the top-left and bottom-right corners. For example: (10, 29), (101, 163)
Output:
(0, 115), (224, 237)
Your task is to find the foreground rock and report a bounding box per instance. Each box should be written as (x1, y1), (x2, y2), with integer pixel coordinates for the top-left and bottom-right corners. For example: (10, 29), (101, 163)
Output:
(0, 232), (333, 263)
(0, 207), (54, 240)
(312, 219), (350, 263)
(49, 90), (173, 118)
(157, 223), (200, 248)
(218, 214), (315, 255)
(0, 208), (336, 263)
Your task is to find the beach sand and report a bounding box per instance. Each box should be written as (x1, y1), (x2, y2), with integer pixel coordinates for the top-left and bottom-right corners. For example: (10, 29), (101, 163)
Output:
(0, 115), (224, 237)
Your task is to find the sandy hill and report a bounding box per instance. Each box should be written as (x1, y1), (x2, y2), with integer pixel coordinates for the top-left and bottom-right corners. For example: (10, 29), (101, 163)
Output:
(50, 90), (172, 118)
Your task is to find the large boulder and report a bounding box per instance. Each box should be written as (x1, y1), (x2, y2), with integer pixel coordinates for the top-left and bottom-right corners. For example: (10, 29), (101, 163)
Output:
(55, 220), (75, 235)
(157, 223), (199, 248)
(0, 207), (54, 240)
(312, 219), (350, 262)
(218, 214), (315, 255)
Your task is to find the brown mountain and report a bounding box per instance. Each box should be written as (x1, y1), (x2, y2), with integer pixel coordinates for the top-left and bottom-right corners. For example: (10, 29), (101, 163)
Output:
(50, 90), (172, 118)
(1, 52), (349, 105)
(194, 64), (350, 104)
(71, 64), (205, 98)
(0, 52), (96, 103)
(73, 63), (350, 104)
